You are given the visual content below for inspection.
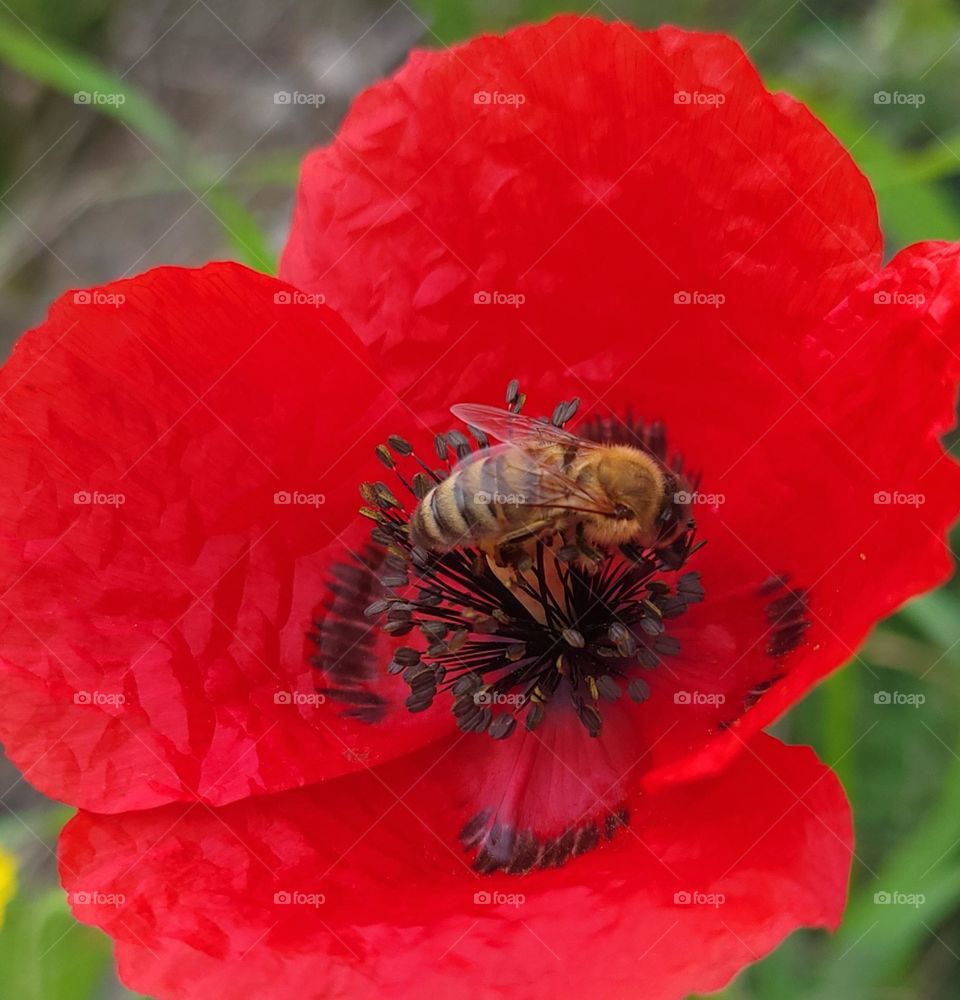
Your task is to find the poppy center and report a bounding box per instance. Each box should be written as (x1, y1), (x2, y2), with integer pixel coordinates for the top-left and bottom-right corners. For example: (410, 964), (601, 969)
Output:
(358, 386), (705, 740)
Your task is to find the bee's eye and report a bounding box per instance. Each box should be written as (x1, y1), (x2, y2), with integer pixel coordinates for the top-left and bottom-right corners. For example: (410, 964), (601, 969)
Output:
(613, 504), (633, 520)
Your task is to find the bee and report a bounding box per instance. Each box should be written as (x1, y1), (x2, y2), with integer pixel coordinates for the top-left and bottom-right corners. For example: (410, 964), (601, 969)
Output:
(409, 403), (693, 567)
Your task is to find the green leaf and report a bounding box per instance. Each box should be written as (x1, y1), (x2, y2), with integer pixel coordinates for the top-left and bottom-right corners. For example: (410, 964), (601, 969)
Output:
(810, 594), (960, 994)
(0, 887), (115, 1000)
(821, 666), (859, 796)
(0, 17), (178, 150)
(206, 187), (277, 273)
(411, 0), (480, 43)
(36, 890), (114, 1000)
(0, 15), (277, 273)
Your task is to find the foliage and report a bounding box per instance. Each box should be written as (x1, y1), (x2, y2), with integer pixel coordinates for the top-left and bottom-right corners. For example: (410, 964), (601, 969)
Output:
(1, 0), (959, 997)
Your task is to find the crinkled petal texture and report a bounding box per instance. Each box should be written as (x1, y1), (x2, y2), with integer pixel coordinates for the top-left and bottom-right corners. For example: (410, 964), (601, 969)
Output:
(0, 263), (457, 813)
(281, 17), (960, 788)
(1, 18), (958, 999)
(61, 733), (851, 1000)
(281, 15), (882, 387)
(1, 20), (957, 829)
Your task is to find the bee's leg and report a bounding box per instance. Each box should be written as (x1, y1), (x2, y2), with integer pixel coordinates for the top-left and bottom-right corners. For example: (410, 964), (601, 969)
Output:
(573, 522), (604, 572)
(469, 549), (487, 577)
(479, 539), (527, 573)
(500, 544), (532, 575)
(486, 523), (555, 577)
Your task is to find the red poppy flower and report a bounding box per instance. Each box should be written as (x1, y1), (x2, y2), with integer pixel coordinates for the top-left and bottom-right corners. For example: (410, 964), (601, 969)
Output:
(1, 15), (959, 1000)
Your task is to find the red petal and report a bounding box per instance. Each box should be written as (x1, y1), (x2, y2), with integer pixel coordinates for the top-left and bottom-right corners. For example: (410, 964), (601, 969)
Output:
(281, 8), (960, 791)
(275, 14), (947, 796)
(509, 240), (960, 794)
(0, 263), (451, 812)
(281, 16), (880, 395)
(657, 240), (960, 781)
(61, 733), (851, 1000)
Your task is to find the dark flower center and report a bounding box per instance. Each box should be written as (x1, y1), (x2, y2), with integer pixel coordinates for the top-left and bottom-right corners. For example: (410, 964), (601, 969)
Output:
(357, 386), (705, 739)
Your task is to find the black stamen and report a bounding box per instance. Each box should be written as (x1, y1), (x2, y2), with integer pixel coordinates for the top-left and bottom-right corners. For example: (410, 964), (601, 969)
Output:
(357, 381), (703, 739)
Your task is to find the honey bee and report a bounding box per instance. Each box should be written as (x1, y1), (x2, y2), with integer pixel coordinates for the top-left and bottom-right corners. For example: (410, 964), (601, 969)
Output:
(409, 403), (692, 566)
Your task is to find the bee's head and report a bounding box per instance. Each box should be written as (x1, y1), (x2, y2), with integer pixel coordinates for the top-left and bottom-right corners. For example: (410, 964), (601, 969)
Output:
(586, 450), (685, 549)
(587, 452), (691, 549)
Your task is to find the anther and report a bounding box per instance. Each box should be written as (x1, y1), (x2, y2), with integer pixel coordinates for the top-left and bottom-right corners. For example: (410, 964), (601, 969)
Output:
(356, 380), (703, 740)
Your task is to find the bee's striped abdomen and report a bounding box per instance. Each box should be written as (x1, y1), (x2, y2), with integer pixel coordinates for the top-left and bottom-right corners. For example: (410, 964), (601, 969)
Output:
(410, 478), (460, 550)
(456, 454), (501, 534)
(409, 447), (534, 551)
(410, 469), (480, 551)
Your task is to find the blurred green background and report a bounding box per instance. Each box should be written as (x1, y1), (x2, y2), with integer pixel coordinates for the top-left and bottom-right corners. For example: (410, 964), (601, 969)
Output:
(1, 1), (960, 997)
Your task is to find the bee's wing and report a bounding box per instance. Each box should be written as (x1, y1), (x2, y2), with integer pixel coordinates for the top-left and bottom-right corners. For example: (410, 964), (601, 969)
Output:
(451, 403), (618, 514)
(451, 403), (604, 451)
(452, 438), (618, 518)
